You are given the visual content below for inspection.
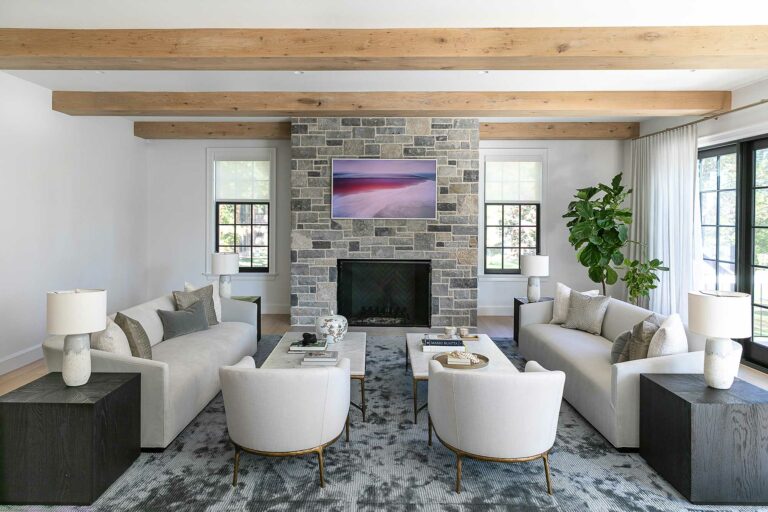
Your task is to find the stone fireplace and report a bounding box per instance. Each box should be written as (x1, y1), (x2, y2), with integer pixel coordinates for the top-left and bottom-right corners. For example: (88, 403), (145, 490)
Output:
(290, 117), (479, 327)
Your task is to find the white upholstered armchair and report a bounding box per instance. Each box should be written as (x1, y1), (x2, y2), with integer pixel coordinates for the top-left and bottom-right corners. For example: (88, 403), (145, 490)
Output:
(219, 356), (351, 487)
(427, 360), (565, 494)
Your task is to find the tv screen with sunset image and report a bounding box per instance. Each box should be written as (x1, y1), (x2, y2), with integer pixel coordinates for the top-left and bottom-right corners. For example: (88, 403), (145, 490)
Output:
(331, 159), (437, 219)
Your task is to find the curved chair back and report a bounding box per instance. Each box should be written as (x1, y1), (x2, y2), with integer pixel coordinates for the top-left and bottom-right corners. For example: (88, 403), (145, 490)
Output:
(428, 361), (565, 459)
(220, 356), (350, 453)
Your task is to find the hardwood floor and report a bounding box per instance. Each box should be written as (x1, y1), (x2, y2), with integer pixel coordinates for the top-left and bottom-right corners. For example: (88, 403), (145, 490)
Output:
(0, 315), (514, 396)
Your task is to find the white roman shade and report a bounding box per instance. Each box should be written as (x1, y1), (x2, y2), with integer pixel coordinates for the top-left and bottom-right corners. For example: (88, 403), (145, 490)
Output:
(215, 160), (271, 201)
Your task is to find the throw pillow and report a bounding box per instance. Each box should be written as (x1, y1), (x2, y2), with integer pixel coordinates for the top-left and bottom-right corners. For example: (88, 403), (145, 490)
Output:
(648, 313), (689, 358)
(157, 300), (209, 341)
(173, 285), (218, 326)
(562, 292), (611, 335)
(611, 330), (631, 364)
(617, 313), (664, 363)
(185, 281), (221, 322)
(114, 312), (152, 360)
(90, 317), (132, 357)
(550, 282), (600, 324)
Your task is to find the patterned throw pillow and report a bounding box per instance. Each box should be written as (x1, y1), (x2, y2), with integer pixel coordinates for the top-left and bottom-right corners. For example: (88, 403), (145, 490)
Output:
(173, 285), (218, 326)
(617, 313), (664, 363)
(185, 281), (221, 323)
(114, 312), (153, 360)
(562, 292), (611, 335)
(90, 317), (132, 357)
(550, 282), (600, 325)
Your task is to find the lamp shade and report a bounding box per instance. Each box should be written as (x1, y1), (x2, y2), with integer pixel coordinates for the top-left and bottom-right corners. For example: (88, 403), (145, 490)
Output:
(688, 290), (751, 339)
(46, 289), (107, 335)
(520, 255), (549, 277)
(211, 252), (240, 275)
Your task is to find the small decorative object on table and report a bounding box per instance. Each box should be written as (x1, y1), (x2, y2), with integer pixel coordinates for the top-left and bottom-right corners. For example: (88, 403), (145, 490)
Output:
(46, 289), (107, 387)
(443, 326), (457, 336)
(433, 351), (489, 370)
(688, 290), (751, 389)
(521, 255), (549, 303)
(301, 332), (317, 346)
(315, 310), (348, 344)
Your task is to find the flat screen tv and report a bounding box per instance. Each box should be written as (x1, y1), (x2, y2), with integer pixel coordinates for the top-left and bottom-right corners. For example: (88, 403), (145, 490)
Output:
(331, 158), (437, 219)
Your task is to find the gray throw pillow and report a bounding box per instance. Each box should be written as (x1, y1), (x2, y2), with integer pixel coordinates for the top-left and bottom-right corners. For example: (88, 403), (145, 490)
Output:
(611, 330), (631, 364)
(562, 292), (610, 335)
(114, 312), (152, 360)
(173, 285), (218, 326)
(157, 300), (209, 341)
(617, 313), (664, 363)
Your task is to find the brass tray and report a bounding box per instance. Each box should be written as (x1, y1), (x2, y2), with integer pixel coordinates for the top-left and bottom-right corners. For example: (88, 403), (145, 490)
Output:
(433, 352), (489, 370)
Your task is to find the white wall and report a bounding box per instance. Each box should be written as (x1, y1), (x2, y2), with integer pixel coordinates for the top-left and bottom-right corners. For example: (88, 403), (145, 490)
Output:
(478, 139), (624, 315)
(145, 140), (291, 313)
(0, 72), (149, 374)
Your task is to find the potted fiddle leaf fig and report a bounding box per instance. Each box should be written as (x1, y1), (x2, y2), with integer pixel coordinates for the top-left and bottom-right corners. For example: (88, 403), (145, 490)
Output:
(562, 173), (668, 302)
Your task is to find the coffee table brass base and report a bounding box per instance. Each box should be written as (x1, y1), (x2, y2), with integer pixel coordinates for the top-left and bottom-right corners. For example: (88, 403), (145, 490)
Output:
(350, 375), (366, 422)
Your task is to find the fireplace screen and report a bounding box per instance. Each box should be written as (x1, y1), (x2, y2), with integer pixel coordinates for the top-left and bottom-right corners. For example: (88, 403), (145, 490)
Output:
(337, 259), (431, 327)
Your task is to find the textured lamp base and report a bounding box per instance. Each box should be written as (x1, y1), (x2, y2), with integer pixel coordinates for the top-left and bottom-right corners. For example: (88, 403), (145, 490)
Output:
(527, 276), (541, 303)
(62, 333), (91, 387)
(704, 337), (742, 389)
(219, 275), (232, 299)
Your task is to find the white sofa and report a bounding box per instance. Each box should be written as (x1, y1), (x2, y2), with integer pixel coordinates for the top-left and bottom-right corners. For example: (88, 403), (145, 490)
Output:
(43, 294), (259, 449)
(518, 297), (705, 449)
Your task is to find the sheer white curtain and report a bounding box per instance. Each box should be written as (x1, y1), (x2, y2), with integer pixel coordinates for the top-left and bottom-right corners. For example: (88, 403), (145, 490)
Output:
(628, 125), (703, 320)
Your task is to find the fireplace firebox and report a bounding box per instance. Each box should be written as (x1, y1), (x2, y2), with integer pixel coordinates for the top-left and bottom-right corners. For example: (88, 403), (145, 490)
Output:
(337, 259), (431, 327)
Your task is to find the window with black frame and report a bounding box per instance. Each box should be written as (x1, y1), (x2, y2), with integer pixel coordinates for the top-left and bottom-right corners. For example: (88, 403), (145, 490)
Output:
(698, 136), (768, 369)
(483, 157), (542, 273)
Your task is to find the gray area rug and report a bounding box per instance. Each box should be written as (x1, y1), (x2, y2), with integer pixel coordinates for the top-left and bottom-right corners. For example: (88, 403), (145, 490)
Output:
(7, 335), (763, 511)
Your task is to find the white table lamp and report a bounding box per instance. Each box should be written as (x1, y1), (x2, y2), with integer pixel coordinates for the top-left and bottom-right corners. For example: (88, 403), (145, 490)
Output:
(212, 252), (240, 299)
(46, 289), (106, 387)
(520, 255), (549, 303)
(688, 290), (751, 389)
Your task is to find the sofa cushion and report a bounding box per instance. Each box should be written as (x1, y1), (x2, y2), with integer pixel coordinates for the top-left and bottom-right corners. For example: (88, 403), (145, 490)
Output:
(550, 282), (599, 325)
(173, 285), (218, 327)
(618, 313), (663, 362)
(158, 300), (209, 341)
(120, 295), (176, 346)
(562, 292), (610, 335)
(150, 321), (257, 441)
(114, 312), (153, 360)
(648, 313), (688, 358)
(90, 317), (132, 357)
(611, 330), (631, 364)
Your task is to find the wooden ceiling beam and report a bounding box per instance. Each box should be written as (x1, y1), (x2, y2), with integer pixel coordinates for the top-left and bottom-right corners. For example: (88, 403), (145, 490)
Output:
(2, 26), (767, 70)
(53, 91), (731, 117)
(133, 121), (290, 139)
(480, 122), (639, 139)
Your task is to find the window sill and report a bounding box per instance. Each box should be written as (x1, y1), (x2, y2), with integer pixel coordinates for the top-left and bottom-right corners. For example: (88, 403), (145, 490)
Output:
(204, 273), (279, 282)
(479, 274), (549, 283)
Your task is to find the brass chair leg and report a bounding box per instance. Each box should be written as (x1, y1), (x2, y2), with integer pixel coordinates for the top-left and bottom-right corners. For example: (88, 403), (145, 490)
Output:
(345, 414), (350, 443)
(232, 446), (241, 486)
(317, 447), (325, 488)
(456, 454), (463, 493)
(543, 452), (553, 495)
(427, 414), (433, 447)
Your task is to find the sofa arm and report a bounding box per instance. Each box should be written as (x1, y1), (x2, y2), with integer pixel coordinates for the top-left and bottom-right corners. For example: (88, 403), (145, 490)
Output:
(518, 300), (554, 328)
(221, 297), (260, 328)
(43, 336), (170, 448)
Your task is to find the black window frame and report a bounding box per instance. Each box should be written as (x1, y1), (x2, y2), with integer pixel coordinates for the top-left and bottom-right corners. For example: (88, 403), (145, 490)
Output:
(699, 134), (768, 370)
(215, 201), (270, 273)
(483, 202), (541, 274)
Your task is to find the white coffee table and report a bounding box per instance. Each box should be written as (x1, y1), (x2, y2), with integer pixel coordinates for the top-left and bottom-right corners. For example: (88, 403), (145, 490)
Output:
(405, 333), (517, 423)
(262, 332), (367, 420)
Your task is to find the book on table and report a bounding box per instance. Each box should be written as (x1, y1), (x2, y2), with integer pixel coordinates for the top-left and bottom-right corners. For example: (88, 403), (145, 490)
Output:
(301, 351), (339, 366)
(289, 340), (328, 353)
(422, 335), (466, 353)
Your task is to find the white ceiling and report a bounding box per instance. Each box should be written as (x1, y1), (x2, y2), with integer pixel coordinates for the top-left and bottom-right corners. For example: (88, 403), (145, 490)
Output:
(2, 0), (768, 28)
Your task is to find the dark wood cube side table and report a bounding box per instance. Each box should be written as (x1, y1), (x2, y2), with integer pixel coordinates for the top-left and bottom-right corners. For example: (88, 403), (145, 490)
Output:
(0, 372), (141, 505)
(640, 373), (768, 505)
(513, 296), (553, 342)
(233, 295), (262, 341)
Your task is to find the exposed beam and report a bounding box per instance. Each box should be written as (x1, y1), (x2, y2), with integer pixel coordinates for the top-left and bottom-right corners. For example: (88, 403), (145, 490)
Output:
(53, 91), (731, 117)
(134, 121), (290, 139)
(2, 27), (767, 70)
(480, 122), (639, 140)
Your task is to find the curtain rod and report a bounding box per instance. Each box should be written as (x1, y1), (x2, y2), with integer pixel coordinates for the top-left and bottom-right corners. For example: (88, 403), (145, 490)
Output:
(633, 98), (768, 141)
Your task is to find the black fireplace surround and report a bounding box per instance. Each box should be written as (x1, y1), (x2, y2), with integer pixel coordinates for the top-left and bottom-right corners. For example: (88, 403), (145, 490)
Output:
(337, 259), (431, 327)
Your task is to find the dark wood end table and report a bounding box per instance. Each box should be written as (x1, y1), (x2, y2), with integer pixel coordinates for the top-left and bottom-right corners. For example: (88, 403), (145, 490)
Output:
(0, 372), (141, 505)
(640, 373), (768, 505)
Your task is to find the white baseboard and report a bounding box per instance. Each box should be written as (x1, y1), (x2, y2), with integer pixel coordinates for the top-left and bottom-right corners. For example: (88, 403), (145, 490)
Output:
(0, 344), (43, 376)
(262, 303), (290, 315)
(477, 305), (515, 316)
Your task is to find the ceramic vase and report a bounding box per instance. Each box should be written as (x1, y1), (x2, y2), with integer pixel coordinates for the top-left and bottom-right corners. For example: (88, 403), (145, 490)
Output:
(704, 337), (742, 389)
(316, 310), (348, 344)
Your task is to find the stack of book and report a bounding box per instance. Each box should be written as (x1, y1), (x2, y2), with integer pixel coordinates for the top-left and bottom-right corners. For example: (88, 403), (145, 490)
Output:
(300, 351), (339, 366)
(289, 340), (328, 353)
(422, 335), (466, 353)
